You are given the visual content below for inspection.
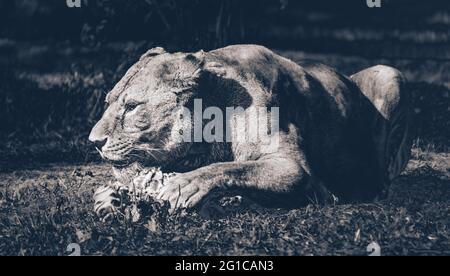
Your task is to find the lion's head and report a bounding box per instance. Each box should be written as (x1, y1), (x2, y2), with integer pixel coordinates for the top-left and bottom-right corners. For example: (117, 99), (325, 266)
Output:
(89, 47), (206, 168)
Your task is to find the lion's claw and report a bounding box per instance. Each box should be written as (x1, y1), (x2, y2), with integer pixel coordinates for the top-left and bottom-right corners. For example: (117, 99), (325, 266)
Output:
(94, 185), (120, 219)
(157, 172), (213, 212)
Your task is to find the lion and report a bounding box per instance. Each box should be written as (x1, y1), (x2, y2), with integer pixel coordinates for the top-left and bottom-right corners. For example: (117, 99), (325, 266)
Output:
(89, 45), (412, 216)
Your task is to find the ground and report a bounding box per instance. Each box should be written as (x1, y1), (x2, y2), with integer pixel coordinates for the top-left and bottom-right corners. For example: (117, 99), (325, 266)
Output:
(0, 149), (449, 256)
(0, 42), (449, 256)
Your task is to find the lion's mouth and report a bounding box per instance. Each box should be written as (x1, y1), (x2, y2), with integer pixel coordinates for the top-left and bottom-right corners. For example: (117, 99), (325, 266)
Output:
(110, 160), (133, 169)
(98, 143), (197, 172)
(108, 153), (161, 170)
(98, 150), (136, 168)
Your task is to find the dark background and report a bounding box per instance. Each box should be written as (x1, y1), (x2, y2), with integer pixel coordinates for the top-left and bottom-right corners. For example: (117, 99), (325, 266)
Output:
(1, 0), (450, 55)
(0, 0), (449, 168)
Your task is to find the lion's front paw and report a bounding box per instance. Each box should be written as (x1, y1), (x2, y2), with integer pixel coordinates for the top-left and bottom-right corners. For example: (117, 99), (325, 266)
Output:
(94, 185), (120, 220)
(156, 172), (214, 211)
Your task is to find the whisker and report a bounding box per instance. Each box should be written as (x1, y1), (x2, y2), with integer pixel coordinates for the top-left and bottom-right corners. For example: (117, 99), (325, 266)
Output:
(135, 145), (164, 156)
(95, 147), (105, 159)
(127, 152), (157, 161)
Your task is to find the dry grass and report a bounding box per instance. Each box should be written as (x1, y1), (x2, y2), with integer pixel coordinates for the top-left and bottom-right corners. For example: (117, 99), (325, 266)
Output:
(0, 147), (449, 256)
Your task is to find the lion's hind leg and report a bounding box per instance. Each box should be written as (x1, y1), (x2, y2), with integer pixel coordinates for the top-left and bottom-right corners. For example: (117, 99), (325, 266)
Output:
(351, 65), (413, 196)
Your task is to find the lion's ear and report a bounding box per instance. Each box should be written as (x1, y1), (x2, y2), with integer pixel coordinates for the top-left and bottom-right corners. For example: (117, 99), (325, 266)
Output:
(140, 47), (167, 61)
(186, 50), (227, 78)
(170, 50), (206, 94)
(204, 61), (227, 77)
(183, 50), (206, 80)
(185, 49), (205, 60)
(185, 50), (205, 68)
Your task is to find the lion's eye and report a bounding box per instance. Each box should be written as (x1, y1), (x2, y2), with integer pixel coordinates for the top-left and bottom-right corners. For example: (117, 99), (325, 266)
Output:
(125, 102), (142, 112)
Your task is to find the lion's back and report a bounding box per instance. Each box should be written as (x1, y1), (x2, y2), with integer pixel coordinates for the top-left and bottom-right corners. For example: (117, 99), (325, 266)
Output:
(209, 44), (274, 62)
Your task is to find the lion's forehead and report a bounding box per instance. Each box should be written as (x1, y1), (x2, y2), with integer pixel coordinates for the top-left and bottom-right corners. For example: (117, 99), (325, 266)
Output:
(106, 54), (192, 104)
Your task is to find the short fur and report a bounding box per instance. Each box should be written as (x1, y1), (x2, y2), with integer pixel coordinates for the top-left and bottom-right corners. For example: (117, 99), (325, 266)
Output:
(89, 45), (412, 210)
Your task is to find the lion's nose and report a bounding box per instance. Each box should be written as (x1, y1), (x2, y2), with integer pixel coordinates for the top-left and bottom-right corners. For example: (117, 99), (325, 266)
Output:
(89, 129), (108, 149)
(89, 120), (109, 149)
(91, 137), (107, 150)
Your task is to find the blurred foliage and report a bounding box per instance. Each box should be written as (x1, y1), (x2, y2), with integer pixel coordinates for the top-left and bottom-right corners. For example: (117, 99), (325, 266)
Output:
(1, 0), (290, 49)
(1, 0), (449, 51)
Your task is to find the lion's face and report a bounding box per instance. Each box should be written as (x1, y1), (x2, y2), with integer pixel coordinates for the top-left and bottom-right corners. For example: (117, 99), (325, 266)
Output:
(89, 48), (204, 168)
